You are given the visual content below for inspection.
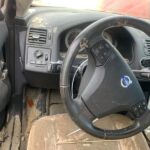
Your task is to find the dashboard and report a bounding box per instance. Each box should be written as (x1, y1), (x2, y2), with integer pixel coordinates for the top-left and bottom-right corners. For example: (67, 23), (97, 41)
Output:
(13, 7), (150, 90)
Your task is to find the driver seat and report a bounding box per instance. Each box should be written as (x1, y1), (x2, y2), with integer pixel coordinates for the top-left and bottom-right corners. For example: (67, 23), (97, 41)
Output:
(27, 113), (149, 150)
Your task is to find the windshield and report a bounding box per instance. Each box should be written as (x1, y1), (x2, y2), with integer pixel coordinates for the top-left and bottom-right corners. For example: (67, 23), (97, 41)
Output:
(32, 0), (150, 19)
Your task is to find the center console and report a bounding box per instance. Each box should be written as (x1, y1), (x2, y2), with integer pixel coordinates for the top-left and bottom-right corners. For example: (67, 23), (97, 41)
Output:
(25, 47), (51, 73)
(24, 27), (60, 89)
(25, 27), (53, 73)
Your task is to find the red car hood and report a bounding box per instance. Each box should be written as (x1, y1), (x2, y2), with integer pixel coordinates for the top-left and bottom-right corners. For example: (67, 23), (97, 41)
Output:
(99, 0), (150, 19)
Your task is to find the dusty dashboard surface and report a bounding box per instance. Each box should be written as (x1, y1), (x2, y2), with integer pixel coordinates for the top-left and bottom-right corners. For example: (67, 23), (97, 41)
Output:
(12, 7), (150, 90)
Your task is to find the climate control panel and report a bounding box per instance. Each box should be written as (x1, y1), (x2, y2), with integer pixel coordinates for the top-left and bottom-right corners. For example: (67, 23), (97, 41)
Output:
(25, 47), (51, 73)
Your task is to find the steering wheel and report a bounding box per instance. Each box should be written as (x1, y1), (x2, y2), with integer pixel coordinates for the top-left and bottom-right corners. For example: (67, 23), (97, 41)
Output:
(60, 16), (150, 139)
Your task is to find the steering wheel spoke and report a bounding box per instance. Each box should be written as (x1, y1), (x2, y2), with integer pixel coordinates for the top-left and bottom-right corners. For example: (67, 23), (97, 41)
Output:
(90, 38), (113, 66)
(130, 101), (148, 118)
(135, 109), (150, 129)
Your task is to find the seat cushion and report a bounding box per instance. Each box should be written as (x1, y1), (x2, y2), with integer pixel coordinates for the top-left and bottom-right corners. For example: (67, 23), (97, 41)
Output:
(27, 113), (149, 150)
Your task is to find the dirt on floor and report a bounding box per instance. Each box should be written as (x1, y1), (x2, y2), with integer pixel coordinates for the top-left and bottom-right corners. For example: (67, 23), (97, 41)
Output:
(0, 87), (150, 150)
(0, 87), (66, 150)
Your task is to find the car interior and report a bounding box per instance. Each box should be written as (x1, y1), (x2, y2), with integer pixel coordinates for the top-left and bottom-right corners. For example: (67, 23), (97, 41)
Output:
(0, 0), (150, 149)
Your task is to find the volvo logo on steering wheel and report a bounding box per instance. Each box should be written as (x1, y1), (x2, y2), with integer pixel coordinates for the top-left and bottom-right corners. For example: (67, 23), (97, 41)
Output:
(121, 75), (132, 88)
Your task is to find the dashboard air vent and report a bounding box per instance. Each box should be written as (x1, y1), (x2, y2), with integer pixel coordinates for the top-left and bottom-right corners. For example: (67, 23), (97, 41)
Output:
(28, 28), (47, 45)
(144, 39), (150, 56)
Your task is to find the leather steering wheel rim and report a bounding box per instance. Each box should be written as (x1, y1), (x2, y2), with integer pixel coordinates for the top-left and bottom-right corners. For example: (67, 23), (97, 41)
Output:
(60, 16), (150, 139)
